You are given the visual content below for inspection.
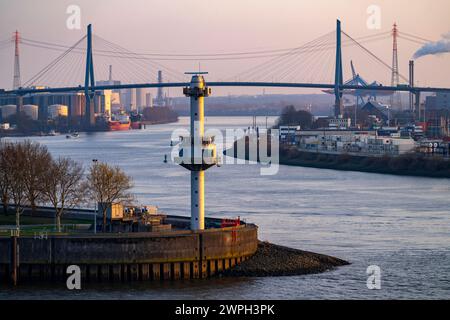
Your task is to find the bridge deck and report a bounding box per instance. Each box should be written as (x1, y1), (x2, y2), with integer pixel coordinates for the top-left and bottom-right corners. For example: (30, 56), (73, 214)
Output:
(1, 82), (449, 96)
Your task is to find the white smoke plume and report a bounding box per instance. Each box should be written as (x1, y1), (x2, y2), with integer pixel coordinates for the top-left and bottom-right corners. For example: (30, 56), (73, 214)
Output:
(413, 32), (450, 59)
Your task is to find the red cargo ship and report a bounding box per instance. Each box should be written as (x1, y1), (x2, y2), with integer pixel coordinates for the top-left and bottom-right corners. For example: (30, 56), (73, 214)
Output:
(108, 115), (131, 131)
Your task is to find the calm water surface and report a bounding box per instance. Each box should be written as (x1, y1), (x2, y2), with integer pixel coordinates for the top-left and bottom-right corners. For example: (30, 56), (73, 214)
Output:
(1, 116), (450, 299)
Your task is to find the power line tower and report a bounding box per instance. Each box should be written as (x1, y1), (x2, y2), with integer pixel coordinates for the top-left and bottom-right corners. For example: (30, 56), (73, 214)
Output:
(390, 23), (402, 110)
(13, 30), (21, 90)
(108, 65), (113, 82)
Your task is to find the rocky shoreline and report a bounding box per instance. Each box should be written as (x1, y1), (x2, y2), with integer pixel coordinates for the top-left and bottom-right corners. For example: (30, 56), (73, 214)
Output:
(220, 241), (350, 277)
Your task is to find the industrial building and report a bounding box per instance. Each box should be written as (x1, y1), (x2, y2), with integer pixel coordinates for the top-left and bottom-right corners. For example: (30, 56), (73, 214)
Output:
(145, 93), (153, 108)
(420, 92), (450, 138)
(0, 91), (112, 124)
(1, 104), (39, 122)
(294, 129), (416, 156)
(279, 126), (299, 144)
(0, 66), (172, 133)
(425, 92), (450, 111)
(328, 117), (352, 129)
(361, 101), (390, 124)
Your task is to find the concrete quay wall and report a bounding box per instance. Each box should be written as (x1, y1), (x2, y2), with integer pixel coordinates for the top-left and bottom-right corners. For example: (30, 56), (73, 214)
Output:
(0, 222), (258, 283)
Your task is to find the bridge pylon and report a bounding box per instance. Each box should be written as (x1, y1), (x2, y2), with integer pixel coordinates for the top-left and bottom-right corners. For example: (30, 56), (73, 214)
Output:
(84, 24), (96, 128)
(334, 20), (344, 118)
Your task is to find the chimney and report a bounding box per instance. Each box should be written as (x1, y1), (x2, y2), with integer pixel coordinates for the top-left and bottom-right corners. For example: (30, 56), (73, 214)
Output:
(108, 65), (113, 82)
(409, 60), (415, 112)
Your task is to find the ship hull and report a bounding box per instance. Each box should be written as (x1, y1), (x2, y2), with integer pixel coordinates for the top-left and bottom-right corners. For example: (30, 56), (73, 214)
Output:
(131, 122), (142, 130)
(108, 121), (131, 131)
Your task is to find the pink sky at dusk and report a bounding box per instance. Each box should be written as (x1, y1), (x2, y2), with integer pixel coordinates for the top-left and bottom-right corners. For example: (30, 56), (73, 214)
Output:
(0, 0), (449, 96)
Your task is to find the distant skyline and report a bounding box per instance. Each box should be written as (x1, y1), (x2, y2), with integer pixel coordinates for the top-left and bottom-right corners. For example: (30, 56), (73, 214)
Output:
(1, 0), (449, 96)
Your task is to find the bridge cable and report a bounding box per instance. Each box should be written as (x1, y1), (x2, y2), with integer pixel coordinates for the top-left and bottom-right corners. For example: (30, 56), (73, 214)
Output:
(23, 36), (87, 87)
(342, 31), (409, 83)
(92, 35), (183, 83)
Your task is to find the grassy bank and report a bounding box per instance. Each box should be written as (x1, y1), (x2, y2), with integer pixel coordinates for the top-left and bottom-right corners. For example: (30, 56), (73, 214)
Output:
(0, 214), (93, 236)
(0, 215), (91, 226)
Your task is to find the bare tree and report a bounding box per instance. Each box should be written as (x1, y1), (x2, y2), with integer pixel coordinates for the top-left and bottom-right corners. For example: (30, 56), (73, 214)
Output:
(87, 162), (134, 232)
(6, 143), (29, 229)
(43, 157), (87, 232)
(0, 142), (11, 215)
(22, 140), (52, 216)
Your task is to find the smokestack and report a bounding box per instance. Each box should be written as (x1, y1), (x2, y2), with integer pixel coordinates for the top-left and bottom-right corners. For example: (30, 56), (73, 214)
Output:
(157, 70), (164, 107)
(108, 65), (113, 82)
(409, 60), (414, 112)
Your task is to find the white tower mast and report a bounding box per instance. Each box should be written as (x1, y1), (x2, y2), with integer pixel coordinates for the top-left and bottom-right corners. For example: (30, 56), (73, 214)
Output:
(176, 73), (218, 230)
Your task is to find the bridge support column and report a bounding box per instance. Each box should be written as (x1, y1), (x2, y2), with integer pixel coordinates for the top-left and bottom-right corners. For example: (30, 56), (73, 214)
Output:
(84, 24), (96, 128)
(334, 20), (343, 118)
(415, 91), (421, 121)
(409, 60), (415, 113)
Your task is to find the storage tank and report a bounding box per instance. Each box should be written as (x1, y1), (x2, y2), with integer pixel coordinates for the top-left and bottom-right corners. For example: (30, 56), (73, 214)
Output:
(22, 104), (39, 121)
(48, 104), (69, 119)
(1, 105), (17, 120)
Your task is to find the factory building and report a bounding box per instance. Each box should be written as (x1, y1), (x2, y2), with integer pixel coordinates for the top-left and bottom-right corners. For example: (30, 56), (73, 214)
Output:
(0, 90), (113, 125)
(425, 92), (450, 111)
(328, 117), (352, 129)
(361, 101), (390, 124)
(279, 126), (299, 144)
(145, 93), (153, 108)
(423, 93), (450, 138)
(295, 129), (415, 156)
(96, 70), (121, 116)
(437, 92), (450, 110)
(120, 88), (136, 112)
(97, 90), (112, 116)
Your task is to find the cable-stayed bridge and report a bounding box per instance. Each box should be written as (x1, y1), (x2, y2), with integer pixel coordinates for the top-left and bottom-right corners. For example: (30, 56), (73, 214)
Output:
(0, 20), (449, 126)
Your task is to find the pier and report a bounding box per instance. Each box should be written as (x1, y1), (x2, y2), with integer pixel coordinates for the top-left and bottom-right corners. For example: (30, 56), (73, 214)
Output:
(0, 215), (258, 283)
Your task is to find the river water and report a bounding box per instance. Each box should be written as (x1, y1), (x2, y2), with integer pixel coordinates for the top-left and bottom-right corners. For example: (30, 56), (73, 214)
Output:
(1, 116), (450, 300)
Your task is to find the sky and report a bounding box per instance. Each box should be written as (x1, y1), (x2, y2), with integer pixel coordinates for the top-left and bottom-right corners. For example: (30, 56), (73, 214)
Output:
(0, 0), (450, 96)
